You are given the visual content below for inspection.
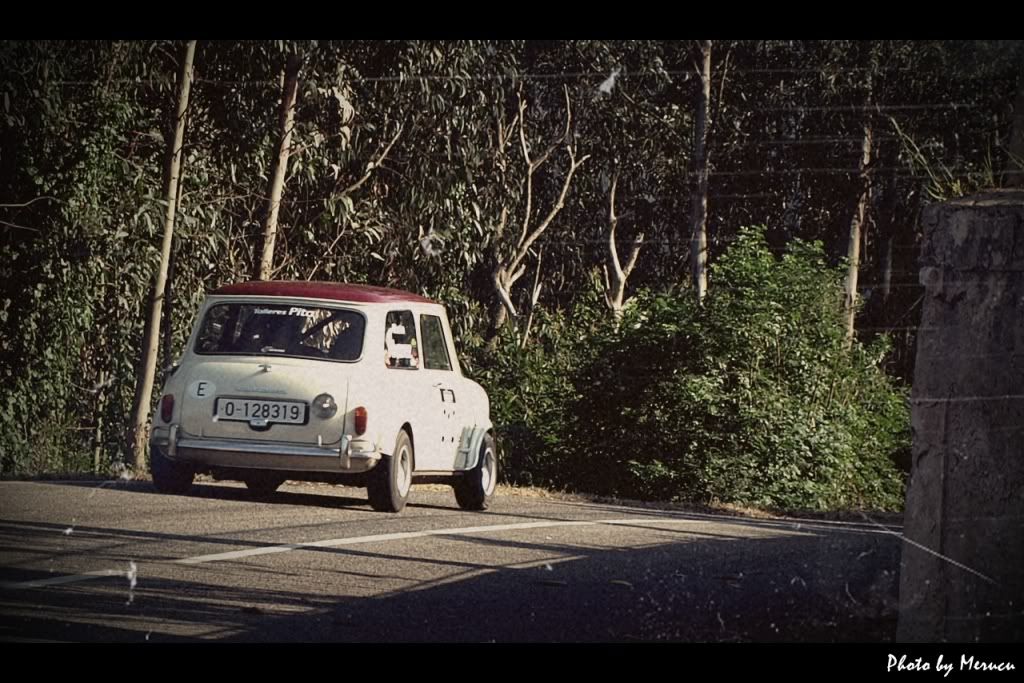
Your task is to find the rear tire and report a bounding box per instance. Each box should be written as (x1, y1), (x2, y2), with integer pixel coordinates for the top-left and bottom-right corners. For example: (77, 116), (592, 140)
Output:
(151, 448), (195, 495)
(454, 434), (497, 511)
(244, 473), (285, 496)
(367, 430), (413, 513)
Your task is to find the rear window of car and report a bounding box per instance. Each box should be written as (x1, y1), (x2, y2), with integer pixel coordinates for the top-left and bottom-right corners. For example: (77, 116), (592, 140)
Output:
(194, 302), (365, 362)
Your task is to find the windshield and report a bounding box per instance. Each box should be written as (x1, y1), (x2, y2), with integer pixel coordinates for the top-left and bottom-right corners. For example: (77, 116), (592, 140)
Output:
(194, 302), (365, 362)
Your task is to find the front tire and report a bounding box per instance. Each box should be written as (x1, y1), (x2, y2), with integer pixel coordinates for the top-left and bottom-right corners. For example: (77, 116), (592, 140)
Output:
(367, 430), (413, 513)
(151, 447), (195, 495)
(454, 434), (497, 511)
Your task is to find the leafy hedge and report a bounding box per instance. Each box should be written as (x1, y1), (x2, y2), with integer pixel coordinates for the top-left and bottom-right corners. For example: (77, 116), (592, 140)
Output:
(477, 227), (909, 511)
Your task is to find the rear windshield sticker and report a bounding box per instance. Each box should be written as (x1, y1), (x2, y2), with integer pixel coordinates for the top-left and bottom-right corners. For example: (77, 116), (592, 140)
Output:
(253, 306), (316, 318)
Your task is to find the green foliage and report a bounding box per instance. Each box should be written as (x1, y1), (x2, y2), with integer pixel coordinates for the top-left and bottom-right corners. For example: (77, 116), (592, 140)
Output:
(0, 41), (173, 474)
(482, 228), (908, 511)
(889, 116), (1001, 201)
(3, 40), (1010, 506)
(469, 279), (607, 488)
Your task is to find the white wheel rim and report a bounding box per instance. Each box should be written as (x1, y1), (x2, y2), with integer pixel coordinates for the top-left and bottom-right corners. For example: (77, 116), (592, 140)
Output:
(481, 447), (496, 496)
(396, 445), (412, 497)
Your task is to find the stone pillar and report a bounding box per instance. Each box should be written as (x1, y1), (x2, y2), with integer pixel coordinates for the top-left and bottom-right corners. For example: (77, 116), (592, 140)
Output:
(898, 189), (1024, 642)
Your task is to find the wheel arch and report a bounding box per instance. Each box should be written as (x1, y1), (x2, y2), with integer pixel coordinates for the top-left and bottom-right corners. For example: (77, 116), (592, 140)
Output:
(399, 421), (415, 470)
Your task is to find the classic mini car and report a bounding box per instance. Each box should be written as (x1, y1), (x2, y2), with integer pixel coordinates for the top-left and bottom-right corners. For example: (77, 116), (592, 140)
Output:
(148, 281), (497, 513)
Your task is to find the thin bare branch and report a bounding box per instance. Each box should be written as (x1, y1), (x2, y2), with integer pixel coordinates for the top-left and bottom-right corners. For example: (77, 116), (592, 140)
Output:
(518, 91), (534, 250)
(306, 225), (349, 281)
(0, 220), (41, 232)
(493, 269), (518, 319)
(289, 129), (348, 158)
(338, 121), (404, 197)
(608, 168), (622, 280)
(713, 45), (732, 131)
(510, 262), (527, 286)
(526, 85), (572, 172)
(517, 88), (531, 165)
(520, 249), (544, 349)
(623, 232), (645, 278)
(0, 196), (59, 209)
(494, 102), (520, 170)
(602, 264), (614, 309)
(495, 206), (509, 239)
(530, 250), (544, 307)
(510, 146), (590, 277)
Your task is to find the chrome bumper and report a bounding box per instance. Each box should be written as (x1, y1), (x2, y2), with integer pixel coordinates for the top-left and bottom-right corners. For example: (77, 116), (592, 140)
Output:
(151, 424), (380, 473)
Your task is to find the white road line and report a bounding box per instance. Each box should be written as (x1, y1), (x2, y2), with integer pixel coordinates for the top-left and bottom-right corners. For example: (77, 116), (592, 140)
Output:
(0, 515), (887, 591)
(0, 518), (702, 589)
(3, 568), (125, 590)
(175, 520), (603, 565)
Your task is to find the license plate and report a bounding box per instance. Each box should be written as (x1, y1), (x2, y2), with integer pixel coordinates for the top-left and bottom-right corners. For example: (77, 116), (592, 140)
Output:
(215, 398), (307, 425)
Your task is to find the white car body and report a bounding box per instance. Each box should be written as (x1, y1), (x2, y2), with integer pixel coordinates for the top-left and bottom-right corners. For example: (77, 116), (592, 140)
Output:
(149, 281), (495, 511)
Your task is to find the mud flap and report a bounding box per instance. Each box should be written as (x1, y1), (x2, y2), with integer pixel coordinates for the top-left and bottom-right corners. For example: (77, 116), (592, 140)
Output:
(455, 426), (488, 470)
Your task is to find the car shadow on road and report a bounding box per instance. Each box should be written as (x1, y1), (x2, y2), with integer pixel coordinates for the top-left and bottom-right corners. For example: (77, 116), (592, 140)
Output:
(33, 480), (909, 534)
(36, 478), (523, 517)
(0, 523), (901, 643)
(37, 479), (379, 510)
(37, 479), (744, 526)
(233, 530), (900, 642)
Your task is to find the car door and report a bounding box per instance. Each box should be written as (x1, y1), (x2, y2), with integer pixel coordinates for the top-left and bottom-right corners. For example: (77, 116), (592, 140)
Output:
(419, 311), (461, 471)
(382, 309), (438, 470)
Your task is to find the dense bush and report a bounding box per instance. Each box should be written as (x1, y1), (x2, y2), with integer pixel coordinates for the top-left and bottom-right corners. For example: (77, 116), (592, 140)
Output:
(469, 282), (607, 489)
(481, 227), (909, 511)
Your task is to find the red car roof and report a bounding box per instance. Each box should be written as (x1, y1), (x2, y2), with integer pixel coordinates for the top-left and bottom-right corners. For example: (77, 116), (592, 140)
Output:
(212, 281), (438, 305)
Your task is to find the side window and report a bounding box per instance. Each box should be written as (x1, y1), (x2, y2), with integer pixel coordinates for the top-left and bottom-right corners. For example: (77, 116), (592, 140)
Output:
(420, 314), (452, 371)
(384, 310), (419, 369)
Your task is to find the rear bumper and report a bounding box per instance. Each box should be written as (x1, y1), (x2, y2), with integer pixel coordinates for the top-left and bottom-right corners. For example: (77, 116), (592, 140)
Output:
(151, 424), (380, 474)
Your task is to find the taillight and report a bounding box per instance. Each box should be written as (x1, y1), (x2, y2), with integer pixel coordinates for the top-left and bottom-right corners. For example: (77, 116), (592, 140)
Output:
(353, 406), (367, 435)
(160, 394), (175, 423)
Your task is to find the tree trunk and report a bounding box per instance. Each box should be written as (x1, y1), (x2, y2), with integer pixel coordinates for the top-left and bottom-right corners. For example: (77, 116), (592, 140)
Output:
(689, 40), (711, 302)
(877, 160), (901, 310)
(880, 233), (893, 303)
(257, 54), (301, 280)
(844, 57), (876, 346)
(161, 238), (176, 371)
(844, 121), (873, 344)
(127, 40), (196, 472)
(161, 171), (183, 374)
(486, 301), (509, 353)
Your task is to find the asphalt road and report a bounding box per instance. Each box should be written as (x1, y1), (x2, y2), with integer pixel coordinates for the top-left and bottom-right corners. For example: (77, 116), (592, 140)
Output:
(0, 479), (903, 642)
